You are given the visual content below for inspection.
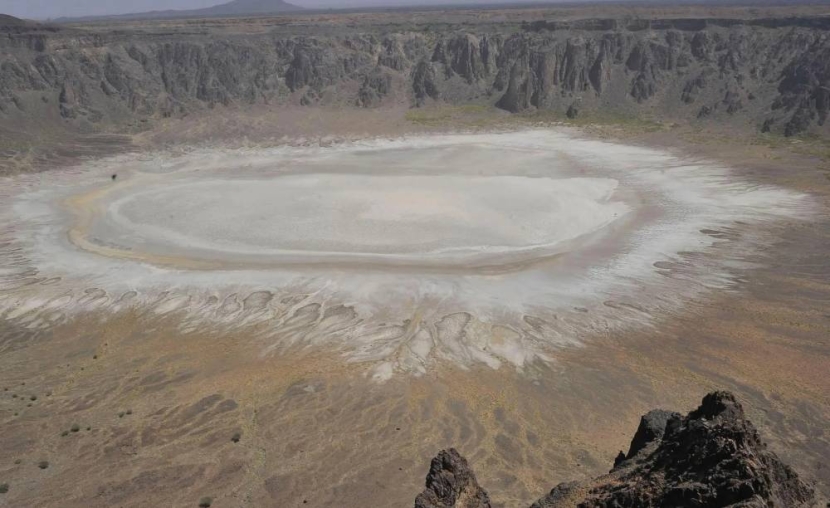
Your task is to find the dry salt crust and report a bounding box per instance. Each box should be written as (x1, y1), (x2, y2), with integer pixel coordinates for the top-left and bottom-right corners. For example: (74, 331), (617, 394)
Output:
(0, 130), (815, 380)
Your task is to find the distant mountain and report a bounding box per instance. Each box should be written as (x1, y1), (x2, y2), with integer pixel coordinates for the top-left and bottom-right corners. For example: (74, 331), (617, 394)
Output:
(193, 0), (304, 16)
(0, 13), (61, 34)
(0, 14), (28, 26)
(55, 0), (303, 23)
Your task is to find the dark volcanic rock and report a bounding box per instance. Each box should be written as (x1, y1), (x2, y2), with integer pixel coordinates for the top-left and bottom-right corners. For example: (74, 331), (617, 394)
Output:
(418, 392), (820, 508)
(623, 408), (679, 461)
(415, 448), (491, 508)
(567, 391), (817, 507)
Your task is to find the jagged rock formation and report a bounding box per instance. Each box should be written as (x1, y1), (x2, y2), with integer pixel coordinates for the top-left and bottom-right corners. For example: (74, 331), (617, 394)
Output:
(623, 408), (680, 460)
(414, 449), (491, 508)
(417, 392), (821, 508)
(1, 16), (829, 136)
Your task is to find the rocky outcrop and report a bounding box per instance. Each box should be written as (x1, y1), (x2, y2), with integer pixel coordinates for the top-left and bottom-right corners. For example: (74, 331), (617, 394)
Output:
(414, 449), (491, 508)
(1, 16), (830, 135)
(357, 68), (395, 107)
(561, 391), (818, 507)
(412, 60), (441, 105)
(775, 42), (830, 136)
(416, 392), (821, 508)
(621, 408), (679, 461)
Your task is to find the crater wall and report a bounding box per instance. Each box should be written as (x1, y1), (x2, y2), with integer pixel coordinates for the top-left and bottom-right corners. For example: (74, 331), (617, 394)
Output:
(1, 14), (829, 139)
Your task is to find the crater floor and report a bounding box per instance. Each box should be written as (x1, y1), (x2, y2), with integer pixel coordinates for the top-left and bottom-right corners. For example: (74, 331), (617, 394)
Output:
(93, 174), (626, 268)
(0, 130), (814, 378)
(1, 127), (829, 508)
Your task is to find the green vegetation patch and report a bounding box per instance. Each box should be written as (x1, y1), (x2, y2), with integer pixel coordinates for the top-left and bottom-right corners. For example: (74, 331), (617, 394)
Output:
(406, 104), (667, 133)
(753, 132), (830, 162)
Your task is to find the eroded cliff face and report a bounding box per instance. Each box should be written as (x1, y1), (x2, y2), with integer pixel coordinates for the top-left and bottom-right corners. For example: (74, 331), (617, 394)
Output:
(1, 17), (829, 136)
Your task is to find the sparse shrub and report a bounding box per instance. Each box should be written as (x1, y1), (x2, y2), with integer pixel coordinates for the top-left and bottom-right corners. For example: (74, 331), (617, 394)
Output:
(198, 497), (213, 507)
(0, 483), (8, 494)
(11, 394), (17, 399)
(118, 412), (125, 418)
(30, 395), (37, 401)
(13, 459), (21, 465)
(37, 461), (48, 470)
(61, 431), (69, 437)
(70, 424), (80, 433)
(93, 355), (98, 360)
(126, 409), (133, 415)
(86, 427), (91, 431)
(231, 432), (241, 443)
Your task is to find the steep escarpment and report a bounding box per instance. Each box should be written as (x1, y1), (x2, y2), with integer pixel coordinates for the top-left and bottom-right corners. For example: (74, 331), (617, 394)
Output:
(416, 392), (822, 508)
(1, 16), (829, 136)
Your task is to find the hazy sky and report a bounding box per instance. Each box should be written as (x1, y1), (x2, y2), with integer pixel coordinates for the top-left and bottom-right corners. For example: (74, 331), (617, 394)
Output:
(0, 0), (534, 20)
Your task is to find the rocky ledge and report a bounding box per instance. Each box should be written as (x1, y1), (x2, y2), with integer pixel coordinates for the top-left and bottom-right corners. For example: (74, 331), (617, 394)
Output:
(415, 392), (823, 508)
